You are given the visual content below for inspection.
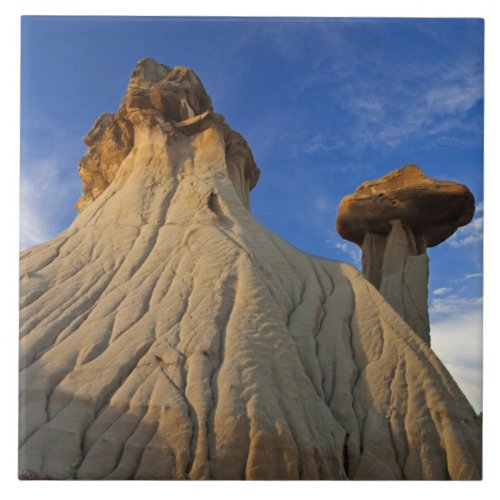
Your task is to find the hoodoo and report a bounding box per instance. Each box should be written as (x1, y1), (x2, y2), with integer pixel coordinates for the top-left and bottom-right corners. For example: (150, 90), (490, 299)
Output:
(19, 59), (481, 480)
(336, 165), (475, 344)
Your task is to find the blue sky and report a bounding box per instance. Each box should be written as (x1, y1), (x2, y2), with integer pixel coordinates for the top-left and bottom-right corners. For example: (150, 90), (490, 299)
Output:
(20, 17), (484, 411)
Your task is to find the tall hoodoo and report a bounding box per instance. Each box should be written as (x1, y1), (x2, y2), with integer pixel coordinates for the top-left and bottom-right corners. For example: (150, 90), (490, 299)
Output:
(336, 164), (475, 343)
(20, 61), (481, 480)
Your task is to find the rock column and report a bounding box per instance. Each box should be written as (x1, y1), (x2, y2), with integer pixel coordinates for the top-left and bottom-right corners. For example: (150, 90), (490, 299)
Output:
(363, 220), (430, 343)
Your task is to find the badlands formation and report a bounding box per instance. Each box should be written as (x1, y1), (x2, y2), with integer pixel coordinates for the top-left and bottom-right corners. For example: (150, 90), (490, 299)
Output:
(19, 59), (481, 480)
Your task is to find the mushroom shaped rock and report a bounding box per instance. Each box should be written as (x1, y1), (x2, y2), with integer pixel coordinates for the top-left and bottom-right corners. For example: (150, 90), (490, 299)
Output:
(336, 165), (475, 344)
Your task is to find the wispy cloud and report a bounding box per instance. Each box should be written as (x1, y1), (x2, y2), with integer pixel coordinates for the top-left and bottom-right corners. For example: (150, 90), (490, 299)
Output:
(449, 272), (483, 284)
(334, 242), (361, 266)
(288, 24), (483, 156)
(430, 294), (483, 315)
(445, 200), (483, 249)
(424, 65), (483, 116)
(447, 216), (483, 248)
(20, 157), (80, 249)
(431, 309), (482, 412)
(304, 133), (347, 154)
(325, 229), (362, 267)
(344, 59), (482, 152)
(428, 272), (482, 412)
(465, 272), (483, 280)
(21, 158), (55, 248)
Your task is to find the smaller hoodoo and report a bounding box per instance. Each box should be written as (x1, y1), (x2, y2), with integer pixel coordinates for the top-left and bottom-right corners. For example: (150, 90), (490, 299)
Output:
(336, 164), (475, 344)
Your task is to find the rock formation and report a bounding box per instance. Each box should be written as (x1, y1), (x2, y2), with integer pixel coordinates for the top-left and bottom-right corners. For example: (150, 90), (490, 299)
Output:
(336, 165), (475, 344)
(76, 58), (259, 213)
(19, 59), (481, 480)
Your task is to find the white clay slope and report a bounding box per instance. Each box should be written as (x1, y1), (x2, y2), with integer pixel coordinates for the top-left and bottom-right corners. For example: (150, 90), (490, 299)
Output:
(19, 61), (481, 480)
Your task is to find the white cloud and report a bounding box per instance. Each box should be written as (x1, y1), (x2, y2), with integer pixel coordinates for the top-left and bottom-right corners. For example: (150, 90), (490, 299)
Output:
(447, 216), (483, 248)
(351, 95), (384, 115)
(430, 309), (483, 412)
(430, 294), (483, 315)
(425, 75), (483, 116)
(449, 272), (483, 284)
(327, 239), (361, 267)
(253, 24), (483, 161)
(304, 133), (346, 154)
(20, 158), (80, 250)
(465, 272), (483, 280)
(20, 199), (51, 249)
(433, 287), (451, 296)
(253, 23), (483, 163)
(335, 49), (483, 153)
(20, 159), (56, 248)
(335, 243), (361, 264)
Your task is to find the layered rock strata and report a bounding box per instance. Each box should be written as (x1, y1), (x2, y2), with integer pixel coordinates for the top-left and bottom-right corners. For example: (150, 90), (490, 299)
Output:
(19, 60), (481, 480)
(336, 165), (475, 344)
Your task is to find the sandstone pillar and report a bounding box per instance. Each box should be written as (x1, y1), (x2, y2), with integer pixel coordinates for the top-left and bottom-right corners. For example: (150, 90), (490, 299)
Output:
(362, 220), (430, 343)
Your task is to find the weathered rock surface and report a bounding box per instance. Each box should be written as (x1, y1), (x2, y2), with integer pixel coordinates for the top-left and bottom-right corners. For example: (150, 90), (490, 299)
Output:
(19, 61), (481, 480)
(337, 165), (475, 343)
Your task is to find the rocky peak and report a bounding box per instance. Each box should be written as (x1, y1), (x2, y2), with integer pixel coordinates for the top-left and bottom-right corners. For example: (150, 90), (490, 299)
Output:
(128, 58), (171, 87)
(120, 58), (213, 119)
(76, 58), (258, 213)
